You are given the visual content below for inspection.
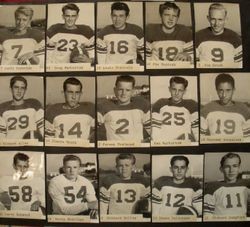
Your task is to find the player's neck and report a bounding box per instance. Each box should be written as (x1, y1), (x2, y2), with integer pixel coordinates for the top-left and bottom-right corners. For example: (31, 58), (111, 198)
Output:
(12, 99), (24, 106)
(173, 178), (185, 184)
(63, 103), (80, 109)
(14, 28), (28, 36)
(225, 179), (237, 183)
(64, 24), (77, 30)
(117, 100), (131, 106)
(162, 25), (175, 34)
(211, 28), (224, 36)
(219, 100), (234, 106)
(113, 23), (126, 31)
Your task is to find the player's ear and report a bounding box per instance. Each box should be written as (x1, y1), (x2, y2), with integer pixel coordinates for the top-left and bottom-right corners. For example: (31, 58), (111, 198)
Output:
(169, 166), (173, 173)
(207, 15), (210, 23)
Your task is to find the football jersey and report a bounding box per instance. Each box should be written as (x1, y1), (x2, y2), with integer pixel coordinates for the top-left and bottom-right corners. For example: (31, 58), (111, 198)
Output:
(146, 24), (193, 61)
(48, 174), (97, 215)
(200, 101), (250, 138)
(195, 28), (242, 66)
(152, 98), (198, 141)
(152, 176), (202, 216)
(96, 23), (144, 64)
(47, 24), (94, 63)
(0, 27), (44, 65)
(100, 174), (150, 215)
(45, 102), (95, 140)
(97, 97), (150, 141)
(0, 99), (44, 139)
(204, 179), (250, 215)
(0, 175), (45, 211)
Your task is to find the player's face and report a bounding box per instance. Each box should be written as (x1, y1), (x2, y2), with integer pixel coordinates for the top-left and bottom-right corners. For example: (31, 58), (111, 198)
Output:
(11, 81), (27, 101)
(169, 82), (186, 104)
(63, 9), (78, 28)
(216, 82), (234, 106)
(64, 160), (80, 181)
(170, 160), (188, 182)
(14, 160), (29, 176)
(220, 157), (240, 183)
(64, 84), (82, 108)
(207, 9), (226, 35)
(161, 8), (179, 30)
(111, 10), (128, 30)
(15, 13), (31, 32)
(116, 159), (134, 179)
(114, 81), (134, 105)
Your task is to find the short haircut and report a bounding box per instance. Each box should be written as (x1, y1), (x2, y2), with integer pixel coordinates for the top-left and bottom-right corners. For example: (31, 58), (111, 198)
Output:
(15, 6), (34, 19)
(63, 77), (82, 92)
(116, 153), (136, 165)
(13, 153), (29, 166)
(170, 155), (189, 167)
(10, 76), (27, 89)
(159, 2), (180, 17)
(62, 3), (80, 14)
(220, 152), (241, 167)
(169, 76), (188, 89)
(63, 155), (82, 166)
(208, 3), (227, 17)
(215, 73), (235, 89)
(111, 2), (130, 16)
(115, 75), (135, 87)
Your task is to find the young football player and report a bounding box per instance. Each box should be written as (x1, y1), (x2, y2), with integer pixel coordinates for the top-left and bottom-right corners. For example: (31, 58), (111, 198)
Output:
(195, 3), (242, 67)
(100, 153), (150, 215)
(152, 76), (198, 142)
(0, 152), (45, 213)
(200, 73), (250, 140)
(146, 2), (193, 63)
(48, 154), (98, 216)
(96, 2), (144, 64)
(97, 75), (150, 142)
(204, 153), (250, 216)
(152, 155), (202, 217)
(46, 3), (94, 64)
(0, 76), (44, 140)
(0, 6), (45, 66)
(45, 77), (95, 142)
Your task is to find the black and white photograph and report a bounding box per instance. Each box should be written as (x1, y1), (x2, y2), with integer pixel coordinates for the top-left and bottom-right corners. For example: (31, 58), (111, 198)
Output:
(45, 76), (95, 147)
(145, 1), (193, 69)
(0, 75), (44, 146)
(46, 3), (95, 72)
(96, 1), (144, 72)
(97, 75), (150, 148)
(0, 151), (45, 220)
(152, 154), (203, 222)
(200, 73), (250, 144)
(46, 153), (98, 223)
(151, 75), (198, 147)
(204, 152), (250, 221)
(0, 5), (45, 73)
(99, 153), (151, 222)
(194, 2), (242, 68)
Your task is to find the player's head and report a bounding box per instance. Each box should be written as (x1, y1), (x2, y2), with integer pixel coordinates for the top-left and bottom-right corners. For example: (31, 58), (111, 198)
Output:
(159, 2), (180, 30)
(169, 76), (188, 104)
(10, 76), (27, 102)
(63, 155), (82, 181)
(62, 3), (80, 29)
(13, 152), (29, 176)
(220, 152), (241, 183)
(170, 156), (189, 183)
(116, 153), (136, 179)
(215, 73), (235, 106)
(114, 75), (135, 105)
(14, 6), (33, 32)
(111, 2), (130, 30)
(63, 77), (82, 108)
(207, 3), (227, 35)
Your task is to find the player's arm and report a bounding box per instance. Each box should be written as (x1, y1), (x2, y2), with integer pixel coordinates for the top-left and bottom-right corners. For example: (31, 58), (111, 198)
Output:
(152, 184), (163, 216)
(0, 44), (3, 64)
(96, 36), (107, 64)
(200, 107), (210, 136)
(99, 185), (110, 215)
(84, 180), (98, 218)
(97, 110), (107, 140)
(192, 187), (203, 217)
(151, 101), (163, 140)
(84, 35), (95, 64)
(191, 111), (199, 141)
(143, 109), (151, 142)
(0, 191), (11, 210)
(35, 107), (44, 139)
(137, 37), (145, 61)
(31, 178), (46, 212)
(0, 115), (7, 138)
(46, 35), (57, 64)
(203, 184), (215, 215)
(145, 41), (152, 60)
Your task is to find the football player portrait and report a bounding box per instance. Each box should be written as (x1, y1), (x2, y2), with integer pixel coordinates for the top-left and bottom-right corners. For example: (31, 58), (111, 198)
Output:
(96, 1), (144, 65)
(46, 3), (94, 66)
(0, 5), (45, 68)
(204, 153), (250, 217)
(0, 76), (44, 143)
(200, 73), (250, 142)
(45, 77), (95, 145)
(195, 3), (242, 68)
(152, 155), (202, 219)
(151, 76), (198, 144)
(97, 75), (150, 145)
(146, 2), (193, 66)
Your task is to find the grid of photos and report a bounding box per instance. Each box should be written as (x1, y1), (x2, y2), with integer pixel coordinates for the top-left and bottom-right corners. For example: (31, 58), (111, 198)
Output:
(0, 0), (250, 226)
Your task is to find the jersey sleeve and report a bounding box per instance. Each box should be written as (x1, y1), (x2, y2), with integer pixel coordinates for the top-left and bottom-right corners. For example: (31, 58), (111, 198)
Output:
(151, 99), (165, 140)
(190, 101), (199, 141)
(152, 178), (163, 216)
(99, 178), (110, 215)
(34, 178), (46, 208)
(200, 105), (210, 136)
(203, 183), (215, 215)
(0, 115), (7, 138)
(45, 105), (56, 138)
(96, 28), (108, 64)
(191, 180), (203, 216)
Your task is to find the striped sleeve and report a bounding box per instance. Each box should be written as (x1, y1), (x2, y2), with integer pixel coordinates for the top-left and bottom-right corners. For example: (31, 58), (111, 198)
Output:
(192, 188), (203, 216)
(99, 186), (110, 215)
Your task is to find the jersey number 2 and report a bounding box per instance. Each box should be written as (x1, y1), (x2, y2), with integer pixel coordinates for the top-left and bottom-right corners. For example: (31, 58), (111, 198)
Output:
(165, 193), (185, 207)
(8, 115), (29, 130)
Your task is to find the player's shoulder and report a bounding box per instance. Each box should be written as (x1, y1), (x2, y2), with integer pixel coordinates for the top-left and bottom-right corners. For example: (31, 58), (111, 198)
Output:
(0, 100), (12, 115)
(133, 175), (150, 187)
(47, 23), (63, 33)
(184, 178), (201, 190)
(126, 23), (143, 37)
(100, 174), (120, 189)
(49, 174), (64, 185)
(176, 24), (192, 33)
(152, 98), (170, 112)
(0, 28), (13, 43)
(182, 99), (198, 113)
(27, 27), (44, 40)
(25, 98), (43, 110)
(201, 100), (220, 117)
(46, 103), (64, 121)
(154, 176), (172, 189)
(77, 24), (94, 35)
(131, 96), (150, 113)
(146, 23), (161, 33)
(223, 28), (241, 38)
(77, 175), (93, 185)
(98, 25), (114, 37)
(97, 98), (115, 114)
(196, 27), (210, 37)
